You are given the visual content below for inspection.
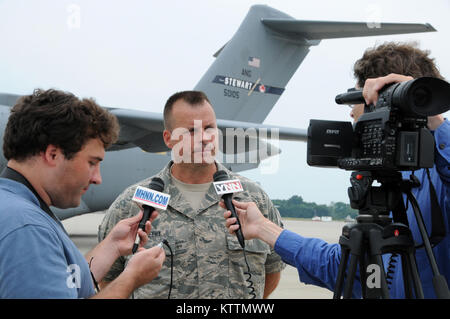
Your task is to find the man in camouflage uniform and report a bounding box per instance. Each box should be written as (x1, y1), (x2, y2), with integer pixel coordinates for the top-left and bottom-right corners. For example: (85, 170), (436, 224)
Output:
(98, 91), (285, 298)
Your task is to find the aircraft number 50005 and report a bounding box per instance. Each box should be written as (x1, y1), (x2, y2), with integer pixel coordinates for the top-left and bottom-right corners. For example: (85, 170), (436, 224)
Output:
(224, 89), (239, 99)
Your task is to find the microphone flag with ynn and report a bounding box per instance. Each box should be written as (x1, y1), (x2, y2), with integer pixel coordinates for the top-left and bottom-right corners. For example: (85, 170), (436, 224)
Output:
(213, 170), (245, 248)
(131, 177), (167, 254)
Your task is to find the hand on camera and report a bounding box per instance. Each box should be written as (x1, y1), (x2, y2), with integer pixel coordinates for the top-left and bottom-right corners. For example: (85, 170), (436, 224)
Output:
(362, 73), (413, 105)
(363, 73), (444, 130)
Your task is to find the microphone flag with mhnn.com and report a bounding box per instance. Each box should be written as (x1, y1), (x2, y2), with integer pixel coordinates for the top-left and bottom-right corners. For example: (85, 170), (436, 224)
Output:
(132, 178), (170, 210)
(131, 177), (169, 254)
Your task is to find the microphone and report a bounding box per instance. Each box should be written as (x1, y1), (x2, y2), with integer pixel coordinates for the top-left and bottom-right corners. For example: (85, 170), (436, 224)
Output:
(131, 177), (169, 254)
(213, 170), (245, 248)
(335, 88), (365, 105)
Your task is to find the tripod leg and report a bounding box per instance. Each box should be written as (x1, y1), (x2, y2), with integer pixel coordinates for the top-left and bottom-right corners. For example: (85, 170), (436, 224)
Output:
(341, 227), (364, 299)
(401, 253), (414, 298)
(343, 254), (359, 299)
(359, 255), (367, 298)
(372, 254), (390, 299)
(368, 226), (390, 298)
(408, 191), (450, 298)
(407, 252), (424, 299)
(333, 246), (349, 299)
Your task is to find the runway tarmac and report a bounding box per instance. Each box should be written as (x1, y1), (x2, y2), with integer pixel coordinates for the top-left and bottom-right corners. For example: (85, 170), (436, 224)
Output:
(62, 213), (345, 299)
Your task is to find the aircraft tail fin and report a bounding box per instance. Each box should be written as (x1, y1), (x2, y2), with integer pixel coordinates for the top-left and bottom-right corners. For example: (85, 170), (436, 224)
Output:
(194, 5), (435, 123)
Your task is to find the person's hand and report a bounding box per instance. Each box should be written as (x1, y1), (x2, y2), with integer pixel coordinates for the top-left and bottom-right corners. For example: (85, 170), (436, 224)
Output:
(426, 114), (444, 131)
(362, 73), (413, 106)
(122, 245), (165, 289)
(363, 73), (445, 130)
(108, 210), (159, 257)
(220, 199), (266, 240)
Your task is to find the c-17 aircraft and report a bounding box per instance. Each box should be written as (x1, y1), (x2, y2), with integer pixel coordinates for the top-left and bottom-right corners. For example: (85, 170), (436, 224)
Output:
(0, 5), (436, 219)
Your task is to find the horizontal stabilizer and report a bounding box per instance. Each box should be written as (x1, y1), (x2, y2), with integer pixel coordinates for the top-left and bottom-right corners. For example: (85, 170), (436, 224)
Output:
(109, 108), (165, 132)
(107, 108), (167, 152)
(216, 119), (307, 142)
(0, 93), (21, 107)
(107, 108), (307, 153)
(262, 19), (436, 40)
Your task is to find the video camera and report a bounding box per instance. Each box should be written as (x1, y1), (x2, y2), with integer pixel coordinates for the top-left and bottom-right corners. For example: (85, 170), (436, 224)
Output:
(307, 77), (450, 171)
(307, 77), (450, 299)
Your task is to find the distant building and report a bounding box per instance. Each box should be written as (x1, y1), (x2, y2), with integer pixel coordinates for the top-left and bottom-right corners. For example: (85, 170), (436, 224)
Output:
(345, 215), (356, 222)
(311, 216), (332, 222)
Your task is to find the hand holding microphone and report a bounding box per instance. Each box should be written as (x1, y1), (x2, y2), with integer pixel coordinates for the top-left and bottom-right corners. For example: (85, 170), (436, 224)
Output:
(214, 171), (261, 299)
(131, 177), (170, 254)
(213, 170), (245, 248)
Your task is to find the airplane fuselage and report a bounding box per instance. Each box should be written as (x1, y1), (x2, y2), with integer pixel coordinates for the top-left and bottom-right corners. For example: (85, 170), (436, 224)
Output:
(0, 5), (435, 220)
(0, 106), (8, 172)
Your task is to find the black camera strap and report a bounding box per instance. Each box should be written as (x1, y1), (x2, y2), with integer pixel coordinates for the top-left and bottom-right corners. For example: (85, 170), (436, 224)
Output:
(424, 168), (446, 247)
(0, 166), (68, 235)
(395, 170), (445, 248)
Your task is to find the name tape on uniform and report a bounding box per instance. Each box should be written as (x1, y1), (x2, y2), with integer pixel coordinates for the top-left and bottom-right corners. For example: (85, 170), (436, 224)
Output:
(213, 179), (244, 195)
(132, 186), (171, 210)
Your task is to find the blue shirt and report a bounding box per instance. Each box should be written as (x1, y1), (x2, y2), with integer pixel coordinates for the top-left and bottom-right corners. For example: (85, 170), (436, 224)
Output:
(0, 179), (95, 298)
(275, 120), (450, 298)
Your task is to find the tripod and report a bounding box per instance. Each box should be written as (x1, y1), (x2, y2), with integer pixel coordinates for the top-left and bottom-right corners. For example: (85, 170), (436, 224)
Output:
(333, 170), (449, 299)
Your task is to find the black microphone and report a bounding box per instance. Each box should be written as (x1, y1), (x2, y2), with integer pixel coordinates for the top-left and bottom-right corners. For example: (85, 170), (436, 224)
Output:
(335, 88), (365, 105)
(131, 177), (165, 254)
(213, 170), (245, 248)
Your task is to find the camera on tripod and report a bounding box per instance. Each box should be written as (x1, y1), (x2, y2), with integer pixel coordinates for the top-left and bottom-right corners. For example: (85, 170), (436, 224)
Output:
(307, 77), (450, 171)
(306, 77), (450, 299)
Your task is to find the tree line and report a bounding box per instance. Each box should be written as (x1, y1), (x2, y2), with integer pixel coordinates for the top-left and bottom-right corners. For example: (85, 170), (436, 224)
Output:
(272, 195), (358, 220)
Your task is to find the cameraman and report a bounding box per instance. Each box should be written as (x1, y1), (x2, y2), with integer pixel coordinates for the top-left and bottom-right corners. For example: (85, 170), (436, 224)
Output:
(222, 42), (449, 298)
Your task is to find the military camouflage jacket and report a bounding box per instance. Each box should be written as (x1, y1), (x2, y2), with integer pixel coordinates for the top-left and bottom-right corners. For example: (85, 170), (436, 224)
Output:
(98, 161), (285, 299)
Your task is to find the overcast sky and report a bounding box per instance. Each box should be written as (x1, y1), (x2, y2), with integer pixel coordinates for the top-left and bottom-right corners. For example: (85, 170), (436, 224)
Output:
(0, 0), (449, 204)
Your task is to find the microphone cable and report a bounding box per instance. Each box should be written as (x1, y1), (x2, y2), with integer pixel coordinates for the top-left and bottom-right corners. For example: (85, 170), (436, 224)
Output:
(243, 248), (256, 299)
(385, 253), (398, 289)
(162, 239), (174, 299)
(129, 239), (173, 299)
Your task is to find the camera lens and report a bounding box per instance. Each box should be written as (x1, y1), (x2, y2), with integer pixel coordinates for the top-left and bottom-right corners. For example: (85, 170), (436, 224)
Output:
(412, 86), (431, 108)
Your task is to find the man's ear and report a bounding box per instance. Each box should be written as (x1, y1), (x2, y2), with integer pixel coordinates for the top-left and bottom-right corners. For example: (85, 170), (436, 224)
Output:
(163, 129), (174, 149)
(41, 144), (63, 166)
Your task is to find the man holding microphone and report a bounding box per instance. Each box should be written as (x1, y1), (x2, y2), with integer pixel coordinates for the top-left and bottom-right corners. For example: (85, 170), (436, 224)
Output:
(0, 89), (165, 298)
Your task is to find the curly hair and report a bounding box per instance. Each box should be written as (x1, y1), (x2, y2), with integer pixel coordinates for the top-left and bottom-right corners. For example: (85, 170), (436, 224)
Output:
(3, 88), (120, 161)
(353, 42), (444, 88)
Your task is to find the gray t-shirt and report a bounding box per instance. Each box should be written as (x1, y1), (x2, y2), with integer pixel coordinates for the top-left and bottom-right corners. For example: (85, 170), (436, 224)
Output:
(170, 173), (211, 212)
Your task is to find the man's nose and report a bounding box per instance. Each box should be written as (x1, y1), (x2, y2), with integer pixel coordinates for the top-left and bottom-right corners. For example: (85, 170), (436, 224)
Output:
(91, 165), (102, 185)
